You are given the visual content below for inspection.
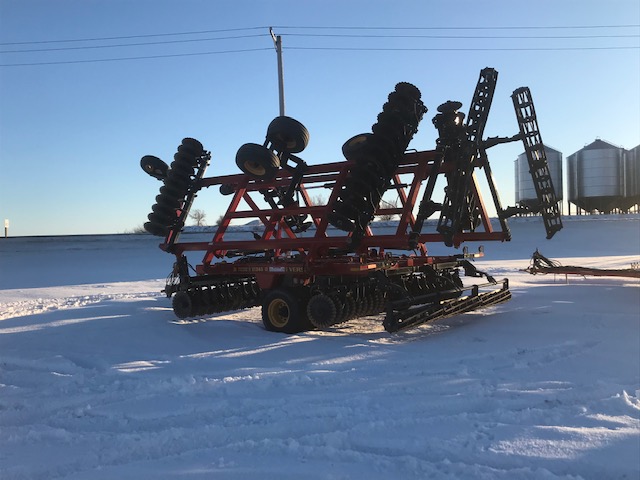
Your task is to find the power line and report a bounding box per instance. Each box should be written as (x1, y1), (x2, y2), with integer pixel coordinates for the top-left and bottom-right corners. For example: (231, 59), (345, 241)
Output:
(0, 34), (269, 54)
(1, 24), (637, 46)
(2, 44), (637, 67)
(273, 24), (640, 30)
(286, 46), (639, 52)
(281, 33), (640, 39)
(0, 47), (272, 67)
(1, 24), (637, 67)
(4, 32), (635, 55)
(0, 27), (268, 46)
(272, 24), (640, 30)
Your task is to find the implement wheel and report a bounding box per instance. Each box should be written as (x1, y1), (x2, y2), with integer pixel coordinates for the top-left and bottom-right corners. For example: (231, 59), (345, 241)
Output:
(236, 143), (280, 180)
(262, 288), (311, 334)
(341, 133), (372, 160)
(140, 155), (169, 180)
(266, 116), (309, 153)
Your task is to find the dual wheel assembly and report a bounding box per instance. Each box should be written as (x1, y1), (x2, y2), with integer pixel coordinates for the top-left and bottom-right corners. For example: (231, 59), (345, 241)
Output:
(261, 284), (387, 334)
(170, 285), (386, 334)
(235, 116), (309, 180)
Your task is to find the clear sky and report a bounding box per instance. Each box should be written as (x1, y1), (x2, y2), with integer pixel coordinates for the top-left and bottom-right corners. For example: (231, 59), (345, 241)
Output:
(1, 0), (638, 236)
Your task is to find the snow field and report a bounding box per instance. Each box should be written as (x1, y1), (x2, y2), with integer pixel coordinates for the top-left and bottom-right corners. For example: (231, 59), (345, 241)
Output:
(0, 217), (639, 479)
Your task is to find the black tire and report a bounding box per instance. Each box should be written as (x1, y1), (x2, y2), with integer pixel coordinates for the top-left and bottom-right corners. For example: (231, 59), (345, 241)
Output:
(236, 143), (280, 179)
(266, 116), (309, 153)
(342, 133), (372, 160)
(140, 155), (169, 180)
(173, 291), (193, 319)
(262, 288), (311, 334)
(219, 184), (235, 195)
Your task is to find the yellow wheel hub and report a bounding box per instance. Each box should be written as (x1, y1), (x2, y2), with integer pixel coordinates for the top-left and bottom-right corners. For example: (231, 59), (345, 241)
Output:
(244, 161), (266, 176)
(267, 298), (290, 328)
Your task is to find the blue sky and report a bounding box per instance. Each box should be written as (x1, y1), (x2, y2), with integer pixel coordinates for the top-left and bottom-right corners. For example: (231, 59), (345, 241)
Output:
(0, 0), (638, 236)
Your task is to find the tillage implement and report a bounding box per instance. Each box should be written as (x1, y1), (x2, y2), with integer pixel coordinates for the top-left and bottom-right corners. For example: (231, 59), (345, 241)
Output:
(140, 68), (562, 333)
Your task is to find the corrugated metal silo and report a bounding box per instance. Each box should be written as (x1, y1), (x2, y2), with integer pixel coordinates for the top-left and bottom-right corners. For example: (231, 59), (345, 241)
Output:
(569, 139), (625, 213)
(622, 144), (640, 210)
(514, 144), (563, 209)
(567, 151), (578, 206)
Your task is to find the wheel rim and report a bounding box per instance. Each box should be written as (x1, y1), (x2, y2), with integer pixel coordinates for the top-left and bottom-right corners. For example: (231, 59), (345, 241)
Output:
(275, 134), (296, 150)
(143, 164), (160, 175)
(244, 160), (267, 177)
(346, 134), (368, 150)
(140, 155), (168, 179)
(267, 298), (290, 328)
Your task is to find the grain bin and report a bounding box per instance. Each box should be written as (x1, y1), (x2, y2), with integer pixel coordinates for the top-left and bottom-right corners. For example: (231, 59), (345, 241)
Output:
(568, 139), (626, 213)
(622, 144), (640, 211)
(515, 145), (563, 210)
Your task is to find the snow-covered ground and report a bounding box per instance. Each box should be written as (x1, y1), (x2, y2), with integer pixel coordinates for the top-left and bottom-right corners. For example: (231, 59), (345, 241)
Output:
(0, 216), (639, 479)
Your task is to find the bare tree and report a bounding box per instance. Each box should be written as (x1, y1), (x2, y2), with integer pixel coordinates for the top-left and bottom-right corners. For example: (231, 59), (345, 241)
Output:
(309, 193), (326, 206)
(378, 198), (399, 221)
(189, 209), (207, 227)
(125, 224), (147, 234)
(215, 214), (225, 226)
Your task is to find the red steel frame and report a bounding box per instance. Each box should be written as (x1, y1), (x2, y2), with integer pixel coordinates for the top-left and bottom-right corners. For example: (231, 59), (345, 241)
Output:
(159, 148), (510, 282)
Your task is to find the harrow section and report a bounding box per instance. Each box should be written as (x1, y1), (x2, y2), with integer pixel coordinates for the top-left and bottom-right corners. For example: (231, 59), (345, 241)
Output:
(385, 279), (511, 333)
(512, 88), (563, 239)
(436, 67), (497, 247)
(139, 69), (562, 334)
(328, 82), (427, 241)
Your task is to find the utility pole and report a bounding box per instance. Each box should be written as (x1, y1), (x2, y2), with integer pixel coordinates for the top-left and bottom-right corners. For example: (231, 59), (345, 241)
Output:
(269, 27), (285, 116)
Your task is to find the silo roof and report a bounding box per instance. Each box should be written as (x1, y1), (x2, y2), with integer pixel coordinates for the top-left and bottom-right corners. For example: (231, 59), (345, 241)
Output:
(542, 144), (562, 154)
(517, 144), (562, 156)
(582, 139), (621, 150)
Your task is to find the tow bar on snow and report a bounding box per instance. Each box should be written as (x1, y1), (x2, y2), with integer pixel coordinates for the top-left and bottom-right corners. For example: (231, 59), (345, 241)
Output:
(525, 250), (640, 279)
